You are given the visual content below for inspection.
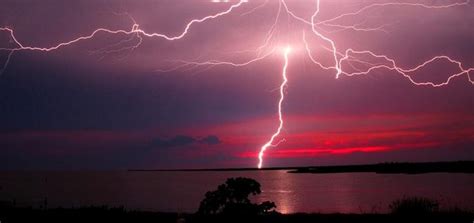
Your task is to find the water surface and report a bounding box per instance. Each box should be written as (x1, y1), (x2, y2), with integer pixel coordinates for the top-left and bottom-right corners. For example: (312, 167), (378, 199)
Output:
(1, 171), (473, 213)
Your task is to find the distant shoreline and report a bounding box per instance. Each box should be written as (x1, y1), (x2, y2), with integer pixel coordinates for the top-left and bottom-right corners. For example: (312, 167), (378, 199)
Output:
(128, 160), (474, 174)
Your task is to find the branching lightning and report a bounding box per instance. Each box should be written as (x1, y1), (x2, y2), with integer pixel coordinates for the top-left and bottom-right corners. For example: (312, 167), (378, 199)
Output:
(1, 0), (473, 168)
(0, 0), (246, 73)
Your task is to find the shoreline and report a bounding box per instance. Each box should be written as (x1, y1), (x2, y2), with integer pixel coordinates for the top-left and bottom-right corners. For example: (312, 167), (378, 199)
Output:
(1, 206), (473, 223)
(128, 160), (474, 174)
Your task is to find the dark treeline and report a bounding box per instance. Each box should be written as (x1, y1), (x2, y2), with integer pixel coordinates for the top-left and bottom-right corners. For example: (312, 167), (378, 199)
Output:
(130, 160), (474, 174)
(290, 160), (474, 174)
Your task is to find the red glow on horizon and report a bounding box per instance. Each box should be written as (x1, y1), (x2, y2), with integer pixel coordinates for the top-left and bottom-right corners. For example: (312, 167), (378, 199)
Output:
(240, 146), (391, 158)
(238, 141), (444, 159)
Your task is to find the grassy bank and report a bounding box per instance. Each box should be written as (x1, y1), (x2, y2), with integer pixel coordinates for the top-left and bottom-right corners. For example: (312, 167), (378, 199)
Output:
(0, 206), (473, 223)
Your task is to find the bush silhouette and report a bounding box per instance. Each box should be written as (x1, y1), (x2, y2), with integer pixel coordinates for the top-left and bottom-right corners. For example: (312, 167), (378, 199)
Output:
(389, 196), (439, 215)
(198, 177), (277, 215)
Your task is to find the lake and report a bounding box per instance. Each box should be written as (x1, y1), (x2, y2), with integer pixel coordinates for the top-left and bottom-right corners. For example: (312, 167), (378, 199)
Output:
(1, 171), (473, 213)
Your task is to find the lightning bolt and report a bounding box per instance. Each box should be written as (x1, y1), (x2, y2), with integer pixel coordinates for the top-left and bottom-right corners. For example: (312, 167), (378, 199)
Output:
(0, 0), (247, 74)
(258, 46), (291, 169)
(1, 0), (473, 168)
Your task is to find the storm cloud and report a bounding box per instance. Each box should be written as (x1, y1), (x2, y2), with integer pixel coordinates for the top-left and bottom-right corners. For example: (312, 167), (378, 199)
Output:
(151, 135), (222, 148)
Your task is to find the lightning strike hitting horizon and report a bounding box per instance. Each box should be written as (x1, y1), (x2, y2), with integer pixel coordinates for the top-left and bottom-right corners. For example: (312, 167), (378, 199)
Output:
(0, 0), (473, 168)
(258, 46), (291, 169)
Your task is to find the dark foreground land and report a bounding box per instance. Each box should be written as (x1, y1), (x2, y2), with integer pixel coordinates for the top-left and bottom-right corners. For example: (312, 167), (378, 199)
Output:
(1, 206), (473, 223)
(130, 160), (474, 174)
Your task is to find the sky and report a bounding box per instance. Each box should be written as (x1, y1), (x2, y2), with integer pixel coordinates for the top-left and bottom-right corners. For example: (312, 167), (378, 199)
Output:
(0, 0), (473, 169)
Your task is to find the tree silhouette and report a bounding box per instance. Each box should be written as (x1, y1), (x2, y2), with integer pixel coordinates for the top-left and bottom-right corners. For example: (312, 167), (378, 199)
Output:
(198, 177), (276, 215)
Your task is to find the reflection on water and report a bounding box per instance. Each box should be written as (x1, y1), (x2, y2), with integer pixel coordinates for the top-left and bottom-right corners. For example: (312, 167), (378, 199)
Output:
(0, 170), (473, 213)
(258, 170), (294, 214)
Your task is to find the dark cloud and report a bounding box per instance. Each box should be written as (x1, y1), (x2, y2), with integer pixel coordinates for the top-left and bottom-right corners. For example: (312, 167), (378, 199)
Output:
(151, 135), (221, 148)
(151, 135), (195, 148)
(200, 135), (221, 145)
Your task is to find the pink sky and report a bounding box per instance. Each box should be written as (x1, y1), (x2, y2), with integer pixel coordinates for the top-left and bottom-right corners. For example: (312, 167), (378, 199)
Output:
(0, 0), (473, 169)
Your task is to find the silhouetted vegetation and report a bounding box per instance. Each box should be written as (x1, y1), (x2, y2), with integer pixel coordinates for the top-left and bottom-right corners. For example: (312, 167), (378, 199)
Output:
(389, 197), (439, 215)
(197, 177), (277, 215)
(0, 205), (180, 223)
(1, 205), (473, 223)
(129, 160), (474, 174)
(290, 161), (474, 174)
